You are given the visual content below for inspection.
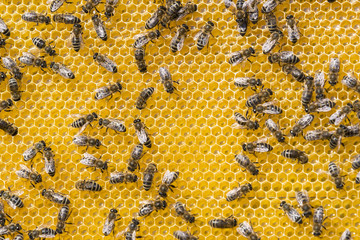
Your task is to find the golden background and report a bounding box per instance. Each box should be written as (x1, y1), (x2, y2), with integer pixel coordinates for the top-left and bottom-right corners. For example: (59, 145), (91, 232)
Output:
(0, 0), (360, 239)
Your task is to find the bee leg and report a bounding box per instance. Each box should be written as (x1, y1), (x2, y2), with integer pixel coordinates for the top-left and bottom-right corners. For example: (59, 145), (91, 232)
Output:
(247, 59), (252, 63)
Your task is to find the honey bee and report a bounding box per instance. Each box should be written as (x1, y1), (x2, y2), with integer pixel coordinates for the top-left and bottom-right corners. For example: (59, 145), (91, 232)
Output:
(209, 216), (237, 228)
(134, 47), (147, 73)
(314, 71), (326, 100)
(92, 14), (107, 41)
(134, 119), (152, 148)
(232, 112), (259, 130)
(170, 24), (190, 53)
(82, 0), (101, 13)
(1, 57), (23, 80)
(265, 118), (285, 142)
(28, 228), (57, 240)
(228, 47), (255, 65)
(32, 37), (57, 56)
(104, 0), (119, 19)
(237, 221), (260, 240)
(94, 82), (122, 100)
(0, 223), (22, 236)
(48, 0), (69, 12)
(252, 102), (283, 115)
(76, 179), (102, 191)
(127, 144), (144, 172)
(262, 30), (283, 54)
(56, 205), (71, 234)
(329, 58), (340, 86)
(235, 154), (259, 175)
(8, 78), (21, 101)
(340, 229), (351, 240)
(305, 98), (336, 113)
(13, 233), (24, 240)
(234, 77), (262, 90)
(351, 154), (360, 170)
(0, 99), (13, 112)
(261, 0), (285, 13)
(264, 12), (279, 33)
(22, 12), (51, 25)
(0, 202), (10, 226)
(304, 129), (334, 142)
(194, 21), (214, 51)
(143, 163), (157, 191)
(281, 149), (308, 164)
(295, 191), (312, 218)
(230, 5), (248, 37)
(329, 103), (352, 125)
(70, 23), (83, 52)
(282, 64), (306, 83)
(53, 14), (81, 24)
(43, 147), (55, 177)
(342, 72), (360, 93)
(226, 183), (252, 202)
(328, 161), (345, 189)
(41, 189), (70, 205)
(133, 30), (161, 49)
(176, 1), (197, 21)
(138, 197), (167, 217)
(286, 15), (300, 44)
(173, 202), (195, 223)
(290, 114), (314, 137)
(73, 135), (102, 150)
(99, 118), (126, 133)
(243, 0), (260, 24)
(159, 67), (178, 95)
(280, 201), (303, 224)
(16, 164), (42, 187)
(173, 230), (198, 240)
(69, 112), (98, 133)
(245, 88), (273, 108)
(0, 118), (18, 136)
(242, 139), (273, 154)
(80, 153), (108, 172)
(312, 206), (327, 236)
(109, 172), (138, 184)
(135, 87), (155, 110)
(301, 76), (314, 108)
(93, 52), (117, 73)
(0, 188), (23, 209)
(103, 208), (121, 236)
(50, 62), (75, 79)
(18, 52), (47, 71)
(0, 17), (10, 36)
(268, 51), (300, 65)
(23, 141), (46, 161)
(158, 170), (179, 197)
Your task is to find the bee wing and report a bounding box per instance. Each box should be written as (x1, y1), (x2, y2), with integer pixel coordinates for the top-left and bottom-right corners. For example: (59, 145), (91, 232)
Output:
(0, 18), (7, 33)
(229, 52), (245, 66)
(177, 35), (186, 51)
(295, 191), (309, 206)
(262, 37), (277, 54)
(316, 98), (334, 112)
(133, 33), (146, 40)
(103, 217), (115, 236)
(21, 51), (35, 59)
(162, 170), (177, 184)
(304, 130), (322, 140)
(330, 58), (340, 72)
(176, 8), (188, 21)
(298, 114), (314, 127)
(280, 51), (295, 60)
(265, 118), (279, 131)
(288, 208), (302, 222)
(329, 109), (345, 125)
(193, 30), (203, 41)
(254, 137), (268, 144)
(234, 77), (249, 87)
(70, 114), (87, 119)
(136, 128), (149, 145)
(314, 71), (325, 87)
(80, 153), (97, 166)
(237, 221), (253, 236)
(139, 200), (153, 206)
(44, 158), (56, 175)
(254, 144), (271, 152)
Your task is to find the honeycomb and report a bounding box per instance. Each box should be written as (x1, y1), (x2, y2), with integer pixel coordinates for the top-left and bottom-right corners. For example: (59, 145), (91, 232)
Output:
(0, 0), (360, 239)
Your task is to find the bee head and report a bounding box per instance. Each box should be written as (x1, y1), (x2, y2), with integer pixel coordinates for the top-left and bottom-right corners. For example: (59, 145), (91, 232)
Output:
(98, 118), (103, 126)
(247, 183), (253, 190)
(256, 79), (262, 86)
(159, 6), (166, 11)
(15, 223), (22, 231)
(133, 119), (141, 124)
(286, 15), (294, 20)
(82, 6), (89, 13)
(7, 99), (13, 106)
(208, 21), (214, 26)
(41, 189), (46, 196)
(193, 4), (198, 11)
(182, 24), (189, 31)
(110, 208), (118, 213)
(116, 82), (123, 90)
(253, 121), (259, 130)
(249, 47), (255, 54)
(95, 139), (102, 148)
(155, 29), (161, 38)
(41, 61), (47, 69)
(93, 52), (99, 59)
(0, 190), (4, 197)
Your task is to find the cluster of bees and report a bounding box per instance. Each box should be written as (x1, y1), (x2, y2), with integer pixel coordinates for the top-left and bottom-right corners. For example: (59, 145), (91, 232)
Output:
(0, 0), (356, 238)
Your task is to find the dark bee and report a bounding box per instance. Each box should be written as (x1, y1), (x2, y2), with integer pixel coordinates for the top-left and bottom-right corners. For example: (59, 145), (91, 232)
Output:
(173, 230), (198, 240)
(264, 12), (279, 33)
(18, 52), (47, 70)
(243, 0), (260, 24)
(134, 47), (147, 73)
(0, 118), (18, 136)
(0, 223), (22, 236)
(304, 129), (334, 142)
(232, 112), (259, 130)
(94, 82), (122, 100)
(296, 191), (312, 218)
(16, 164), (42, 187)
(290, 114), (314, 137)
(301, 76), (314, 108)
(53, 14), (81, 24)
(268, 51), (300, 65)
(242, 139), (273, 154)
(32, 37), (57, 56)
(252, 102), (282, 115)
(56, 205), (72, 234)
(209, 216), (237, 228)
(314, 71), (326, 100)
(70, 23), (83, 52)
(80, 153), (108, 172)
(92, 14), (107, 41)
(135, 87), (155, 110)
(342, 73), (360, 93)
(245, 88), (273, 108)
(228, 47), (255, 65)
(73, 135), (102, 150)
(261, 0), (285, 13)
(0, 99), (13, 112)
(237, 221), (260, 240)
(138, 198), (167, 217)
(82, 0), (101, 13)
(50, 62), (75, 79)
(282, 64), (306, 83)
(0, 202), (10, 226)
(176, 1), (197, 21)
(143, 163), (157, 191)
(329, 58), (340, 86)
(351, 154), (360, 170)
(49, 0), (70, 12)
(99, 118), (126, 133)
(0, 188), (23, 209)
(103, 208), (121, 236)
(134, 119), (152, 148)
(170, 24), (190, 53)
(69, 112), (98, 133)
(159, 67), (179, 95)
(194, 21), (214, 51)
(22, 12), (51, 25)
(2, 57), (23, 80)
(93, 53), (117, 73)
(23, 141), (46, 161)
(286, 15), (300, 44)
(0, 17), (10, 36)
(328, 161), (345, 189)
(305, 98), (336, 113)
(234, 77), (262, 90)
(109, 172), (138, 184)
(104, 0), (119, 19)
(226, 183), (252, 202)
(265, 118), (285, 142)
(43, 147), (56, 177)
(329, 103), (352, 125)
(75, 179), (102, 191)
(340, 229), (351, 240)
(235, 154), (259, 175)
(146, 6), (167, 29)
(158, 170), (179, 197)
(41, 189), (70, 205)
(329, 125), (346, 149)
(313, 206), (327, 236)
(174, 202), (195, 223)
(133, 30), (161, 49)
(262, 30), (283, 54)
(280, 201), (303, 224)
(28, 228), (56, 240)
(281, 149), (308, 164)
(127, 144), (144, 172)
